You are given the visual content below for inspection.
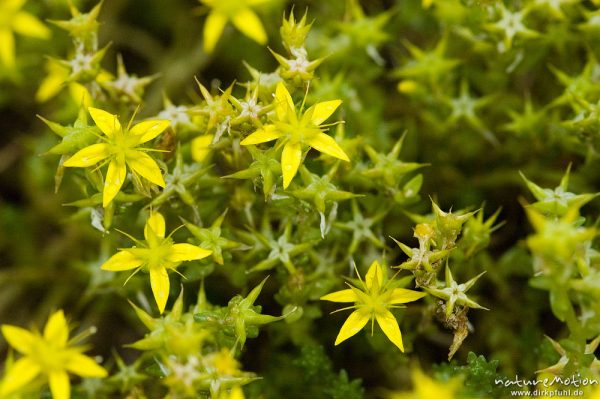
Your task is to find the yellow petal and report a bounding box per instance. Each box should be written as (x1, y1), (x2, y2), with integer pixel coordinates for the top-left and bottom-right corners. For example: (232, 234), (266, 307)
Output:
(4, 0), (26, 12)
(334, 309), (370, 345)
(389, 288), (427, 304)
(69, 83), (93, 108)
(89, 107), (121, 138)
(36, 62), (68, 103)
(103, 158), (126, 208)
(0, 357), (41, 396)
(307, 133), (349, 162)
(49, 370), (70, 399)
(126, 151), (166, 187)
(275, 82), (295, 122)
(191, 134), (214, 162)
(320, 289), (358, 303)
(240, 125), (281, 145)
(365, 260), (383, 291)
(1, 325), (35, 355)
(281, 142), (302, 189)
(375, 310), (404, 351)
(65, 353), (108, 378)
(0, 29), (15, 67)
(229, 386), (245, 399)
(43, 310), (69, 347)
(12, 12), (51, 39)
(36, 74), (64, 102)
(204, 11), (228, 53)
(129, 119), (170, 144)
(309, 100), (342, 126)
(63, 143), (111, 167)
(231, 8), (267, 45)
(144, 212), (166, 240)
(168, 243), (212, 262)
(97, 70), (113, 83)
(101, 250), (144, 271)
(150, 266), (170, 314)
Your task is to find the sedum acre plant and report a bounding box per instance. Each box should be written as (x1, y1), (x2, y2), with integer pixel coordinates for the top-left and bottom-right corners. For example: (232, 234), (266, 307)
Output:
(2, 0), (600, 398)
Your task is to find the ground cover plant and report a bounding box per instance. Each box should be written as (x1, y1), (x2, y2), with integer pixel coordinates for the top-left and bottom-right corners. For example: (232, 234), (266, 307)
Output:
(1, 0), (600, 398)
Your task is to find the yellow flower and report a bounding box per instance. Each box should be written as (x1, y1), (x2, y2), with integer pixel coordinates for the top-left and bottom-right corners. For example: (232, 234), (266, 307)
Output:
(0, 0), (50, 67)
(320, 260), (426, 351)
(422, 0), (434, 8)
(63, 107), (170, 207)
(201, 0), (271, 53)
(240, 82), (349, 188)
(411, 368), (461, 399)
(0, 310), (107, 399)
(588, 383), (600, 399)
(226, 386), (245, 399)
(384, 368), (461, 399)
(101, 212), (212, 313)
(191, 134), (215, 162)
(36, 60), (112, 104)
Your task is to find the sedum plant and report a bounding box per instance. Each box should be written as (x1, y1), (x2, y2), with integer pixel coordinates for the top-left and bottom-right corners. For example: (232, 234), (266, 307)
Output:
(2, 0), (600, 398)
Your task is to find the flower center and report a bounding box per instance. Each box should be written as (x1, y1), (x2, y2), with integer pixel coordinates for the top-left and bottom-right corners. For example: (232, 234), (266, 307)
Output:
(147, 238), (175, 268)
(69, 52), (94, 75)
(277, 119), (320, 145)
(31, 339), (66, 372)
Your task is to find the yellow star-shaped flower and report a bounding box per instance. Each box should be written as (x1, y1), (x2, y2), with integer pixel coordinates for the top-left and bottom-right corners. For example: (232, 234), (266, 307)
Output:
(384, 368), (462, 399)
(63, 107), (170, 207)
(321, 260), (426, 351)
(241, 82), (349, 188)
(0, 310), (107, 399)
(101, 212), (212, 313)
(201, 0), (272, 53)
(0, 0), (50, 67)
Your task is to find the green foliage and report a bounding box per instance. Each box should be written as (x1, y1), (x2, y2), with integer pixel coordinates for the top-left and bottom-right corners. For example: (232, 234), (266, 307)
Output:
(434, 352), (511, 398)
(292, 345), (364, 399)
(2, 0), (600, 397)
